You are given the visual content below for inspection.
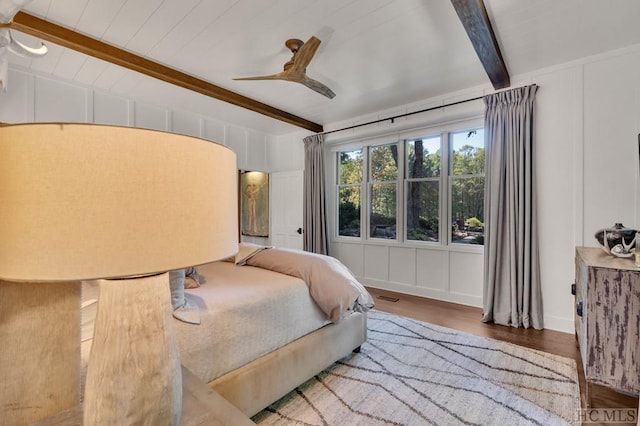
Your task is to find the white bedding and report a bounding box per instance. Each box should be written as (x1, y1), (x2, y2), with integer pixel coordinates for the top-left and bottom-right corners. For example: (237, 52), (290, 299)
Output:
(174, 261), (330, 384)
(81, 256), (369, 388)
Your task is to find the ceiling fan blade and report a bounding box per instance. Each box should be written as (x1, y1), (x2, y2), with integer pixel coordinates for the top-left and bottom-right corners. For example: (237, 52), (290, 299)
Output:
(299, 75), (335, 99)
(233, 35), (335, 100)
(233, 72), (285, 81)
(290, 36), (320, 73)
(7, 31), (47, 57)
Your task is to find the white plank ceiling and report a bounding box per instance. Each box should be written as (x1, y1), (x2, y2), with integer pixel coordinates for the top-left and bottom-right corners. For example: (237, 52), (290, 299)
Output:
(7, 0), (640, 135)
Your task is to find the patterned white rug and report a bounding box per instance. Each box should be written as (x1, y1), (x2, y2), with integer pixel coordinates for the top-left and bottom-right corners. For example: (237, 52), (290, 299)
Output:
(253, 310), (581, 425)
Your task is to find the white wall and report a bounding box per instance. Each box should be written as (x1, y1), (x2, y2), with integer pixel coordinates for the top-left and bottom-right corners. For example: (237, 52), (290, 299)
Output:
(0, 66), (270, 173)
(272, 43), (640, 334)
(267, 129), (308, 172)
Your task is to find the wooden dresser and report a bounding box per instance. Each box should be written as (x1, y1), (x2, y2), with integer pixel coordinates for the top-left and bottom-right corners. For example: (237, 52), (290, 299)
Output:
(574, 247), (640, 398)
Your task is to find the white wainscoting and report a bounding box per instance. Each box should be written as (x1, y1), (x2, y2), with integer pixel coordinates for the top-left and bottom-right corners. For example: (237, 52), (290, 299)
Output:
(94, 91), (131, 126)
(331, 242), (483, 308)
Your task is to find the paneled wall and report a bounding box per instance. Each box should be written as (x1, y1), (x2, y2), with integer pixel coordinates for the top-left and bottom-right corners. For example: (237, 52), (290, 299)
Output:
(331, 242), (484, 307)
(271, 43), (640, 334)
(0, 67), (268, 173)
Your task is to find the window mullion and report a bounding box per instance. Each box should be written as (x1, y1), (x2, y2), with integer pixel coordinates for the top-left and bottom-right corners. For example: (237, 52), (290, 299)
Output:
(397, 141), (405, 243)
(441, 132), (450, 247)
(362, 147), (369, 240)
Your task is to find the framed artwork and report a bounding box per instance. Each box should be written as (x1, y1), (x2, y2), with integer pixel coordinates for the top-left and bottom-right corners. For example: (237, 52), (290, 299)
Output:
(240, 171), (269, 237)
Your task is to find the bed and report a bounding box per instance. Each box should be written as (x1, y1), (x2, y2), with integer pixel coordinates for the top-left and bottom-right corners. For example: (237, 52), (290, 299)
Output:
(81, 245), (373, 419)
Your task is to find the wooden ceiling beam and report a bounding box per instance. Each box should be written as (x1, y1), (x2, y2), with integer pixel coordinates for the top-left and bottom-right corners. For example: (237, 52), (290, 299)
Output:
(450, 0), (510, 90)
(11, 12), (323, 133)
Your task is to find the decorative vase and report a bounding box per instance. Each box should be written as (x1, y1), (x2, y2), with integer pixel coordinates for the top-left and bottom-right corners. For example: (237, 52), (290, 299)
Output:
(594, 223), (637, 258)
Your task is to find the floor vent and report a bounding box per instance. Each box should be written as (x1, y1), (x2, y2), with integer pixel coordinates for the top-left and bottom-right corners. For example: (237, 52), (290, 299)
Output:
(377, 295), (399, 302)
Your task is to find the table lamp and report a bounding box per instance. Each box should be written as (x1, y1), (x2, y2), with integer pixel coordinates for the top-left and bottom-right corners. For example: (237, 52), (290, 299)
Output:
(0, 123), (238, 425)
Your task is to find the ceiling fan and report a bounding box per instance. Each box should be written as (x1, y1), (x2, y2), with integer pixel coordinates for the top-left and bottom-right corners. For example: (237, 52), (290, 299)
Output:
(234, 36), (335, 99)
(0, 0), (48, 90)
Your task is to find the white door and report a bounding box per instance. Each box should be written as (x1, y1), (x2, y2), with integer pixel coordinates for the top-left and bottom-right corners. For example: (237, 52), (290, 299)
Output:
(270, 171), (304, 250)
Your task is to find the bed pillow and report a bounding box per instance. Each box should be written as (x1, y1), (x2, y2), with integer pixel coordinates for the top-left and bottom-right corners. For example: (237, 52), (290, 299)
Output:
(234, 242), (272, 265)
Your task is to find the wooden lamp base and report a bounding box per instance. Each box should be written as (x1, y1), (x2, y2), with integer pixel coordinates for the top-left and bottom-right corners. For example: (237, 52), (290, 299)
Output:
(0, 280), (81, 425)
(83, 273), (182, 426)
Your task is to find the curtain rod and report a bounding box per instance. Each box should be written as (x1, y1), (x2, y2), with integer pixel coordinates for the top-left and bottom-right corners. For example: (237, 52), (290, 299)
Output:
(320, 84), (537, 136)
(321, 95), (484, 136)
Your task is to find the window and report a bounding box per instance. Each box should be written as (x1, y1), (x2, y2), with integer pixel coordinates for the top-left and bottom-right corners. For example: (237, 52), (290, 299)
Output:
(337, 149), (362, 237)
(369, 143), (398, 239)
(406, 136), (441, 242)
(450, 129), (485, 245)
(336, 125), (484, 247)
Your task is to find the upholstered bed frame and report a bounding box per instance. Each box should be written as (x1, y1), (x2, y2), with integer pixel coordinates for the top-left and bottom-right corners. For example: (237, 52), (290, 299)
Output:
(210, 311), (366, 417)
(82, 255), (370, 420)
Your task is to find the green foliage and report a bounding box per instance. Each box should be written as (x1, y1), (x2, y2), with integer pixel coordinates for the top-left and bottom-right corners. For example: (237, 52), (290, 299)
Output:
(407, 139), (440, 178)
(371, 183), (396, 219)
(471, 235), (484, 245)
(465, 217), (483, 229)
(338, 200), (360, 237)
(339, 150), (362, 184)
(451, 177), (484, 227)
(406, 216), (439, 242)
(370, 144), (398, 181)
(452, 144), (485, 176)
(370, 212), (395, 226)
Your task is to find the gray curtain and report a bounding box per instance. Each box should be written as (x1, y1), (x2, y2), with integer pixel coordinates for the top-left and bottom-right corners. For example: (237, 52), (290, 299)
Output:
(482, 85), (543, 329)
(303, 133), (328, 254)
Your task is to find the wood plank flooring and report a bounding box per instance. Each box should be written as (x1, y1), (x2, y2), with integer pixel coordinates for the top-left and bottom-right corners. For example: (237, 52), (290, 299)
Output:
(366, 287), (639, 426)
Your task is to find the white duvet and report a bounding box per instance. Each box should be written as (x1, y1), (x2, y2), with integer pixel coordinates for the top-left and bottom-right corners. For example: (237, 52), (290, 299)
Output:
(175, 261), (331, 383)
(243, 246), (374, 322)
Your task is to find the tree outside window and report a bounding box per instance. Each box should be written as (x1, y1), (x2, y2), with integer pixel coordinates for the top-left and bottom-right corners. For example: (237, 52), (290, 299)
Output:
(450, 129), (485, 245)
(406, 136), (441, 242)
(369, 143), (398, 239)
(337, 149), (362, 237)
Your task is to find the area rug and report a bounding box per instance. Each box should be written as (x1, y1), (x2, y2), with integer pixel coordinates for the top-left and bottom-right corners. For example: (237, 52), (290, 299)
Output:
(252, 310), (581, 425)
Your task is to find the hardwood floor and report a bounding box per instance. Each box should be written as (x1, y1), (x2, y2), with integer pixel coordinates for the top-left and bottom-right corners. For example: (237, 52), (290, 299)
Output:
(366, 287), (639, 426)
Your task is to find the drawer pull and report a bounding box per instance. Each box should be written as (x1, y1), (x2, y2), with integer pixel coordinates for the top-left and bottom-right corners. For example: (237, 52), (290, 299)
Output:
(576, 301), (583, 317)
(571, 283), (576, 295)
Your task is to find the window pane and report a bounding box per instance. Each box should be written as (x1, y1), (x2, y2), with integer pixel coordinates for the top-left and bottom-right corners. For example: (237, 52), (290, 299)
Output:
(451, 177), (485, 245)
(369, 183), (396, 239)
(370, 144), (398, 182)
(406, 181), (439, 242)
(339, 149), (363, 184)
(451, 129), (485, 176)
(338, 186), (361, 237)
(406, 136), (440, 178)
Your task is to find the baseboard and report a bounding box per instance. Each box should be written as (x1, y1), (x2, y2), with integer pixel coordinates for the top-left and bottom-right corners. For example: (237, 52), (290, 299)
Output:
(543, 314), (574, 334)
(360, 278), (482, 308)
(363, 278), (575, 335)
